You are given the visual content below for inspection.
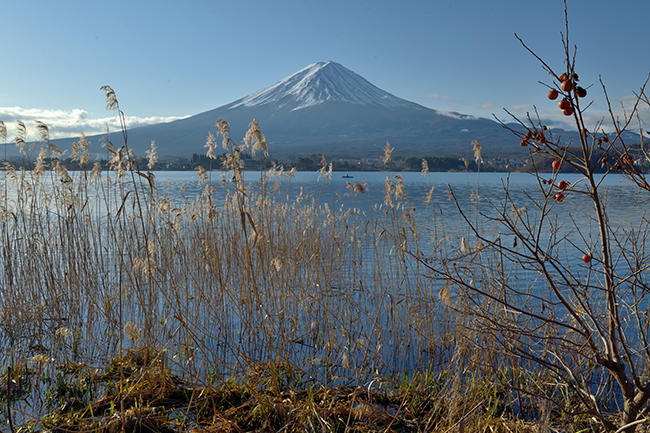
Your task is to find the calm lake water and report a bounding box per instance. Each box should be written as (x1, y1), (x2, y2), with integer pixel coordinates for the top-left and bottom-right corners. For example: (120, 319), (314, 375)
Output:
(153, 169), (647, 234)
(140, 169), (649, 279)
(154, 169), (641, 207)
(1, 169), (647, 423)
(10, 169), (642, 227)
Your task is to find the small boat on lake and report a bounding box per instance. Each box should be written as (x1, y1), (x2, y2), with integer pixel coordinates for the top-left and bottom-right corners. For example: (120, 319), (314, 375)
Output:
(341, 174), (353, 178)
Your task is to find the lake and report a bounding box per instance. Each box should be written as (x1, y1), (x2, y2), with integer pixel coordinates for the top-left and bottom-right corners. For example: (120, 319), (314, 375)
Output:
(152, 170), (648, 255)
(0, 168), (647, 424)
(153, 169), (643, 217)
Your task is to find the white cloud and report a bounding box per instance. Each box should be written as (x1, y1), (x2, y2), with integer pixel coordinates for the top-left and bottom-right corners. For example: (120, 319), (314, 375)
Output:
(478, 102), (496, 110)
(437, 110), (479, 120)
(0, 107), (188, 141)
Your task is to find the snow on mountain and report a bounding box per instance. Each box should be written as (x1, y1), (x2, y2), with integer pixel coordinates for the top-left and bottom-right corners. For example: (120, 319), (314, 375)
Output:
(230, 61), (423, 112)
(50, 60), (525, 159)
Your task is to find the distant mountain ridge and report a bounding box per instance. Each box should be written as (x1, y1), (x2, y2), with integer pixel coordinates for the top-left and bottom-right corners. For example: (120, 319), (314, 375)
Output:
(51, 61), (527, 159)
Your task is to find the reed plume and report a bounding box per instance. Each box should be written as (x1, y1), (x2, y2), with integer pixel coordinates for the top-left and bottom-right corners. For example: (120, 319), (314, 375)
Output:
(382, 141), (393, 166)
(423, 186), (435, 206)
(205, 132), (216, 160)
(15, 120), (27, 154)
(216, 119), (231, 149)
(100, 85), (119, 111)
(146, 140), (158, 170)
(472, 139), (482, 165)
(316, 155), (332, 181)
(244, 118), (268, 158)
(35, 121), (49, 143)
(421, 158), (429, 175)
(71, 133), (91, 166)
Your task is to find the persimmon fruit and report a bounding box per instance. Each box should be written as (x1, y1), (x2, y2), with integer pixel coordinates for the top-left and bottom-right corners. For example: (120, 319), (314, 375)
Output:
(561, 80), (574, 92)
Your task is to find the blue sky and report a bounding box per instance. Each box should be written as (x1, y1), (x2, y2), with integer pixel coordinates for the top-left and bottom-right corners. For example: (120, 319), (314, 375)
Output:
(1, 0), (649, 141)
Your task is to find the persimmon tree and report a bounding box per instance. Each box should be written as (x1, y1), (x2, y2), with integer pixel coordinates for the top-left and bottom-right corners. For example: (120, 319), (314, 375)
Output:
(421, 3), (650, 431)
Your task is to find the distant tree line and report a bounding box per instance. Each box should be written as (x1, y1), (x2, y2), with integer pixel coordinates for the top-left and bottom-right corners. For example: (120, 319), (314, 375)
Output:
(523, 147), (645, 174)
(404, 156), (475, 172)
(7, 148), (641, 174)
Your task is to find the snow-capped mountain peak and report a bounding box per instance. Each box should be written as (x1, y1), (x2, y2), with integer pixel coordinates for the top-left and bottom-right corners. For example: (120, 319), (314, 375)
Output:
(230, 61), (422, 112)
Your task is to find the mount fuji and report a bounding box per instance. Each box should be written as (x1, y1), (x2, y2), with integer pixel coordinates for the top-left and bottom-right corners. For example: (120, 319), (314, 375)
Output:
(56, 61), (520, 158)
(229, 61), (423, 112)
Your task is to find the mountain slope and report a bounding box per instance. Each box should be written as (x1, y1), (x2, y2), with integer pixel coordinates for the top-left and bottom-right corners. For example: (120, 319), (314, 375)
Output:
(230, 61), (423, 112)
(52, 61), (523, 159)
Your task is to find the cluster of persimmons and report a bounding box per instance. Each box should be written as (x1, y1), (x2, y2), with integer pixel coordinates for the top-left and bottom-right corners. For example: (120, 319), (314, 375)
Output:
(547, 72), (587, 116)
(521, 71), (594, 263)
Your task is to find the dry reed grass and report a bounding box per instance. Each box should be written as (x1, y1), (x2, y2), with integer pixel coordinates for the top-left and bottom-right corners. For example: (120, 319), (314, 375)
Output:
(0, 89), (593, 432)
(0, 112), (485, 432)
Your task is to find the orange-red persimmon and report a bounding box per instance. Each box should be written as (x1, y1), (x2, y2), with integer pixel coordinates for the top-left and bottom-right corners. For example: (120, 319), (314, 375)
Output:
(561, 80), (574, 92)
